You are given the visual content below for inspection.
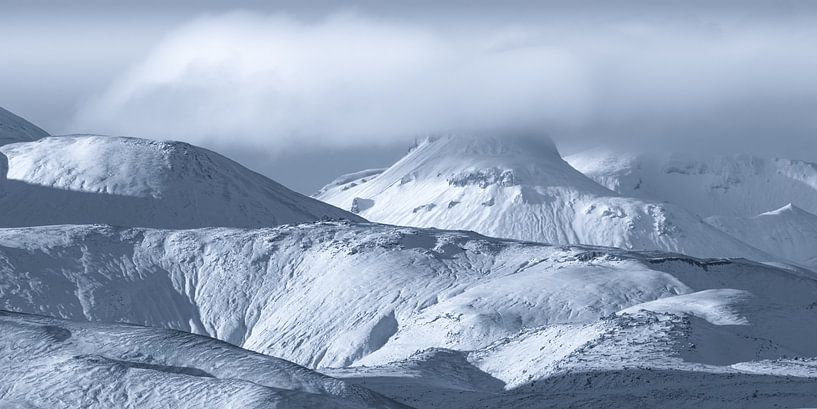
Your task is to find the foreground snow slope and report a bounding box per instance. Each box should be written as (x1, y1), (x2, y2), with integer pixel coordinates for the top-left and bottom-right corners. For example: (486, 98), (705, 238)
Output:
(0, 311), (403, 409)
(706, 204), (817, 268)
(315, 135), (769, 260)
(328, 311), (817, 409)
(566, 148), (817, 217)
(1, 222), (815, 374)
(0, 135), (362, 228)
(0, 107), (49, 146)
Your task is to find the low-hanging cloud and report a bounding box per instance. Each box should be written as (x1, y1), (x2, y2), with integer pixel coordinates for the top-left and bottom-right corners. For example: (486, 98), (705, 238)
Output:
(75, 10), (817, 157)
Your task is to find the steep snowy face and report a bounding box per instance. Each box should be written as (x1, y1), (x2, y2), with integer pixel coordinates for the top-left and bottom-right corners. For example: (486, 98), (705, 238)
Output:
(566, 149), (817, 217)
(0, 311), (402, 409)
(0, 135), (362, 228)
(315, 135), (769, 260)
(2, 222), (815, 372)
(706, 204), (817, 268)
(0, 107), (49, 146)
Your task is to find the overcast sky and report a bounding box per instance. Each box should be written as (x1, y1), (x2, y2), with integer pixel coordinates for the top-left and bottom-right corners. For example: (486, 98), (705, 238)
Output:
(2, 0), (817, 193)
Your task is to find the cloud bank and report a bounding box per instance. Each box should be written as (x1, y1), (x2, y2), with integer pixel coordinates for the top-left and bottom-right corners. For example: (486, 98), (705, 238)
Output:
(75, 10), (817, 157)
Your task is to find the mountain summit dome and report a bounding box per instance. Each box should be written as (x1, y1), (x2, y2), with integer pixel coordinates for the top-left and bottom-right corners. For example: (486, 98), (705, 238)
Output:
(316, 134), (769, 260)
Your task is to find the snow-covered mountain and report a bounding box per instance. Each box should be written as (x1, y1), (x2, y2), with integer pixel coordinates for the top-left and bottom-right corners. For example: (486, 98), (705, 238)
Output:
(0, 310), (403, 409)
(566, 148), (817, 218)
(0, 134), (362, 228)
(1, 221), (816, 408)
(706, 204), (817, 268)
(315, 135), (770, 260)
(1, 108), (815, 407)
(0, 107), (49, 145)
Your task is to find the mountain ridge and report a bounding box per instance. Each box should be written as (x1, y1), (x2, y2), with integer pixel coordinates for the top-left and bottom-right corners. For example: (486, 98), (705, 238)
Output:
(566, 148), (817, 218)
(0, 107), (49, 146)
(0, 133), (362, 228)
(707, 203), (817, 267)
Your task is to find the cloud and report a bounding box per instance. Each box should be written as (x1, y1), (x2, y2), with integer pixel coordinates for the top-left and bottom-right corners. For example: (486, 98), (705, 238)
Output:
(75, 10), (817, 157)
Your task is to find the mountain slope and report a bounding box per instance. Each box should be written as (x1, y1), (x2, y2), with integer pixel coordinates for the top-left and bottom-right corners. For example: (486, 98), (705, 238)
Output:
(566, 148), (817, 217)
(0, 107), (49, 145)
(706, 204), (817, 268)
(314, 135), (769, 260)
(0, 135), (362, 228)
(314, 168), (387, 198)
(1, 222), (814, 370)
(1, 222), (816, 407)
(0, 310), (403, 409)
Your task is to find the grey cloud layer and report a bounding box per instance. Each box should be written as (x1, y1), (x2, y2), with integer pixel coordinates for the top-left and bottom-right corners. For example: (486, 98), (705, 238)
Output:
(71, 9), (817, 159)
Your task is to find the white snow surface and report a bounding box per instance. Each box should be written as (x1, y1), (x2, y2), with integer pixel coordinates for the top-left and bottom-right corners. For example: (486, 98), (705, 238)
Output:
(0, 310), (403, 409)
(315, 135), (771, 261)
(1, 111), (816, 407)
(0, 107), (49, 146)
(314, 168), (387, 197)
(0, 135), (362, 228)
(566, 148), (817, 218)
(706, 204), (817, 268)
(1, 221), (816, 404)
(616, 288), (751, 325)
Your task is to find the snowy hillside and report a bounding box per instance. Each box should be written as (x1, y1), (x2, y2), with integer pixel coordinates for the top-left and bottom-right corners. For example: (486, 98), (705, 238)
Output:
(0, 135), (362, 228)
(0, 110), (814, 407)
(0, 311), (403, 409)
(314, 168), (387, 198)
(1, 221), (816, 408)
(706, 204), (817, 268)
(566, 148), (817, 217)
(314, 135), (770, 260)
(0, 107), (49, 145)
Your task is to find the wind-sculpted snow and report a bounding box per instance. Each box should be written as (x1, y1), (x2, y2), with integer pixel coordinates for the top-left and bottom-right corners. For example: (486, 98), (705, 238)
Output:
(315, 135), (770, 261)
(0, 311), (404, 409)
(0, 107), (49, 146)
(566, 148), (817, 218)
(1, 221), (815, 378)
(0, 135), (362, 228)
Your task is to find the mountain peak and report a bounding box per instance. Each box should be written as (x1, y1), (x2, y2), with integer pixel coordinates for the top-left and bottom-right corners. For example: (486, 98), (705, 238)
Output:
(759, 203), (808, 217)
(315, 134), (768, 261)
(382, 133), (604, 192)
(415, 133), (561, 163)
